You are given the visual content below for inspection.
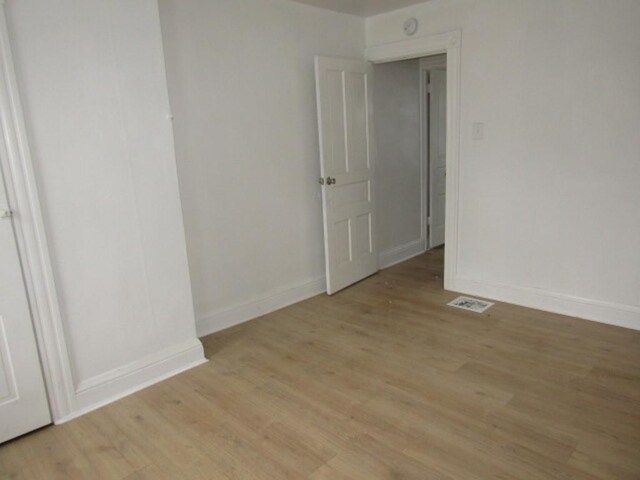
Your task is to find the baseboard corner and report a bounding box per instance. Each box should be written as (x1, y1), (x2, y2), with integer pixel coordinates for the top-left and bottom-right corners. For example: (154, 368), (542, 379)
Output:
(57, 338), (206, 424)
(379, 238), (427, 270)
(196, 276), (326, 338)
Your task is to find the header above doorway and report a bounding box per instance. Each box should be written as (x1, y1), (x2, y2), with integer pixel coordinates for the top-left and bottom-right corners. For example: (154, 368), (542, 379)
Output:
(290, 0), (430, 17)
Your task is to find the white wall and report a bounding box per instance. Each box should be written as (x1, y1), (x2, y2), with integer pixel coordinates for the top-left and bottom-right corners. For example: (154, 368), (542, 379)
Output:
(373, 59), (424, 266)
(6, 0), (204, 417)
(158, 0), (365, 335)
(367, 0), (640, 328)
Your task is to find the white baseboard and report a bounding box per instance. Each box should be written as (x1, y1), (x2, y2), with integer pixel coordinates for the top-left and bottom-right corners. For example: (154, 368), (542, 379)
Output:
(57, 338), (206, 424)
(379, 238), (427, 269)
(197, 240), (429, 339)
(450, 275), (640, 331)
(196, 276), (326, 338)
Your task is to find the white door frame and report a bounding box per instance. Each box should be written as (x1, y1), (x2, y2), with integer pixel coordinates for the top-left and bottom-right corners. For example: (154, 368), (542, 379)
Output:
(366, 30), (461, 290)
(0, 3), (76, 422)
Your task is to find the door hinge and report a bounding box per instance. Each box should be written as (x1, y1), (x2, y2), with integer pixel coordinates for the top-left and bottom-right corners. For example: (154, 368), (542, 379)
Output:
(0, 208), (13, 219)
(427, 216), (431, 226)
(427, 82), (433, 94)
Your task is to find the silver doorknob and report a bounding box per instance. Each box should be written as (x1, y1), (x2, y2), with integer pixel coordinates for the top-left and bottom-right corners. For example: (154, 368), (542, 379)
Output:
(0, 209), (12, 219)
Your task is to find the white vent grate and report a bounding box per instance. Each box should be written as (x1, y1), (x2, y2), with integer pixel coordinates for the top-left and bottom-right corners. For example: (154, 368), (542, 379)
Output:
(447, 296), (494, 313)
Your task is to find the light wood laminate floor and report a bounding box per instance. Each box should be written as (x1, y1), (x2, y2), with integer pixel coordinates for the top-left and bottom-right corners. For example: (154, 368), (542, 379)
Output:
(1, 248), (639, 479)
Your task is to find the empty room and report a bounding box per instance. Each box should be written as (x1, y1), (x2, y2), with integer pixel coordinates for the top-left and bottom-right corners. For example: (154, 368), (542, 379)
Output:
(0, 0), (639, 479)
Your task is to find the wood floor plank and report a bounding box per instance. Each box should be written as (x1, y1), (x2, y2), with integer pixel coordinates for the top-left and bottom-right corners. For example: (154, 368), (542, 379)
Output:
(2, 248), (639, 479)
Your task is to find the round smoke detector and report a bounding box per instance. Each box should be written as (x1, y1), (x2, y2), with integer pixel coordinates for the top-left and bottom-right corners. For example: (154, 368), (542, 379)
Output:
(403, 17), (419, 36)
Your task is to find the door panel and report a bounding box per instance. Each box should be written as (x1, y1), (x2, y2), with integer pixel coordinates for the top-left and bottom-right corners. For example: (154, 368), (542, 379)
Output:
(326, 69), (348, 176)
(345, 71), (369, 173)
(0, 161), (50, 443)
(429, 69), (447, 248)
(315, 56), (378, 295)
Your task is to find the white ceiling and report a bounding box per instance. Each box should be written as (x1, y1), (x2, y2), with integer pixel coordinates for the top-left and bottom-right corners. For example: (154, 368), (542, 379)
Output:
(290, 0), (429, 17)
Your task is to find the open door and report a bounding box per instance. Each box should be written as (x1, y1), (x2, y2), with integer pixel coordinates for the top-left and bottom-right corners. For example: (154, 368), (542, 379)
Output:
(315, 56), (378, 295)
(428, 68), (447, 248)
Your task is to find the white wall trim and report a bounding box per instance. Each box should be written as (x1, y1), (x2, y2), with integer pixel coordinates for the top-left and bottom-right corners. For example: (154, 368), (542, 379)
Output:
(366, 30), (454, 63)
(57, 339), (206, 424)
(366, 30), (462, 293)
(451, 276), (640, 331)
(379, 238), (426, 269)
(197, 276), (326, 337)
(0, 4), (77, 421)
(419, 55), (446, 71)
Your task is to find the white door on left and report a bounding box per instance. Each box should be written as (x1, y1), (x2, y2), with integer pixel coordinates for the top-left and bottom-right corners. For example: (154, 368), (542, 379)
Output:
(0, 163), (50, 443)
(315, 56), (378, 294)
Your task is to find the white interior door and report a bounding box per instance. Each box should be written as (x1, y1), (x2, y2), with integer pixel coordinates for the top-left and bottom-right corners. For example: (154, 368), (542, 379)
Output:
(315, 56), (378, 295)
(0, 163), (50, 443)
(428, 69), (447, 248)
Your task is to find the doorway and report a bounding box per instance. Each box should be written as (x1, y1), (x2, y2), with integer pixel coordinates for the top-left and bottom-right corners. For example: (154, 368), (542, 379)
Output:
(315, 30), (461, 294)
(372, 53), (446, 266)
(366, 30), (462, 291)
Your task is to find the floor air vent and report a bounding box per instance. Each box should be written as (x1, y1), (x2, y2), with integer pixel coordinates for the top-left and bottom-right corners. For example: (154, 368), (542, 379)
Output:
(447, 296), (494, 313)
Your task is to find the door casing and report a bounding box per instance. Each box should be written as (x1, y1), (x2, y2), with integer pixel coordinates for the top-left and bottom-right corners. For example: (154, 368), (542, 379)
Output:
(366, 30), (462, 291)
(0, 4), (76, 423)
